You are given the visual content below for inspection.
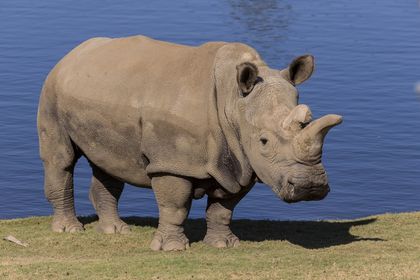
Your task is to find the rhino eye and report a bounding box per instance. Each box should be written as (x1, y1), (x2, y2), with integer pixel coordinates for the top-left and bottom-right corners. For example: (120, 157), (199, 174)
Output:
(260, 137), (268, 145)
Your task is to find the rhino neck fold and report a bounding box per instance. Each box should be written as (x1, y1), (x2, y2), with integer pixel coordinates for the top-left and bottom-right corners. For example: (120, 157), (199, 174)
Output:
(206, 61), (255, 193)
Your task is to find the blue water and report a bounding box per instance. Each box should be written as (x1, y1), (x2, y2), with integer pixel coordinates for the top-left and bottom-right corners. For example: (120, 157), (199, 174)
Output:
(1, 0), (420, 221)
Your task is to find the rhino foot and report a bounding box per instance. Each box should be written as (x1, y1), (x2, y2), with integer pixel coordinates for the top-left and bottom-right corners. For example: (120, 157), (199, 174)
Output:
(97, 219), (130, 234)
(150, 229), (190, 251)
(51, 216), (84, 233)
(203, 230), (240, 248)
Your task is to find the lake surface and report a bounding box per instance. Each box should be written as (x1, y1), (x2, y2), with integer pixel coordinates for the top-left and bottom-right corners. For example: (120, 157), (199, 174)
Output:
(1, 0), (420, 221)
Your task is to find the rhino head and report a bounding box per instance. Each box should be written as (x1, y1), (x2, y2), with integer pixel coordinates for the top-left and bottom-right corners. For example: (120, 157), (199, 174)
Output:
(228, 54), (342, 203)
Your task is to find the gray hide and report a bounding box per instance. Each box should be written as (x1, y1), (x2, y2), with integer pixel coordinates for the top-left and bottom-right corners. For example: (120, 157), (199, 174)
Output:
(38, 35), (342, 251)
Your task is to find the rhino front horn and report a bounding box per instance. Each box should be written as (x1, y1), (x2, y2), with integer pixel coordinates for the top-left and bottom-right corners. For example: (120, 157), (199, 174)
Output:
(292, 114), (343, 163)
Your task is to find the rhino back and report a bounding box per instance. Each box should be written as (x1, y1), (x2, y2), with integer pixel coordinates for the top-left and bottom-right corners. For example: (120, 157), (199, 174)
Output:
(46, 35), (226, 185)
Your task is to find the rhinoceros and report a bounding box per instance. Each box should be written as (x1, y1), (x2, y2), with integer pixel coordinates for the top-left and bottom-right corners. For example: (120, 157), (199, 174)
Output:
(37, 35), (342, 251)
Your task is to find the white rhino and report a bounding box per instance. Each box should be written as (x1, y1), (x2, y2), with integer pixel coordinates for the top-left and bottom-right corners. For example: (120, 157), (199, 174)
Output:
(37, 35), (342, 251)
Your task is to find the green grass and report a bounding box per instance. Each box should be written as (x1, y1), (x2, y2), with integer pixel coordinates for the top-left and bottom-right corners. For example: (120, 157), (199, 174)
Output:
(1, 212), (420, 279)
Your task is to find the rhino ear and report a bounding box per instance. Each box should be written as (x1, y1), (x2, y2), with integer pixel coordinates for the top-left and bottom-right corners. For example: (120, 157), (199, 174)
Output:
(281, 55), (314, 85)
(236, 62), (259, 97)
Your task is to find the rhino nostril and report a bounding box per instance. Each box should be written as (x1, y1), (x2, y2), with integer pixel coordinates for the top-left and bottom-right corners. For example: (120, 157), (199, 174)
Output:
(260, 137), (268, 145)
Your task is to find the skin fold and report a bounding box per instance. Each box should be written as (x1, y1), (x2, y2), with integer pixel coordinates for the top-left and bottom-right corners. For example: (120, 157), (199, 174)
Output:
(37, 35), (342, 251)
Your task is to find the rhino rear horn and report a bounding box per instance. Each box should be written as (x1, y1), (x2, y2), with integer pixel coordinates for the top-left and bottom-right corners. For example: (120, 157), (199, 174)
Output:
(282, 104), (312, 133)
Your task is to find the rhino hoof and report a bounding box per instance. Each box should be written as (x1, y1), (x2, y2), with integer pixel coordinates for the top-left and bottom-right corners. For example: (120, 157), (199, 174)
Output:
(97, 220), (131, 234)
(203, 231), (240, 248)
(51, 217), (84, 233)
(150, 230), (189, 251)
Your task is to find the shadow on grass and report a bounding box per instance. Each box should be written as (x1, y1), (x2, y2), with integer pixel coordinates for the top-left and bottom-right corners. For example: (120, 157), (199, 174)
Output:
(79, 216), (383, 249)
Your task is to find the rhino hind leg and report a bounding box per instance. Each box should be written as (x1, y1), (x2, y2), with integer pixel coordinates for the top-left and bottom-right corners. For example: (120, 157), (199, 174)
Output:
(42, 162), (84, 233)
(89, 165), (129, 234)
(39, 118), (83, 233)
(203, 192), (248, 248)
(150, 175), (192, 251)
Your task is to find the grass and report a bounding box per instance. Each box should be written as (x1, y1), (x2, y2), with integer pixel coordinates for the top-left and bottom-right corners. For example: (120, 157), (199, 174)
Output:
(1, 212), (419, 280)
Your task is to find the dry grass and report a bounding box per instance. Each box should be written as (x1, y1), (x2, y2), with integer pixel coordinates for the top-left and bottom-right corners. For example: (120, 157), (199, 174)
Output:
(1, 212), (419, 279)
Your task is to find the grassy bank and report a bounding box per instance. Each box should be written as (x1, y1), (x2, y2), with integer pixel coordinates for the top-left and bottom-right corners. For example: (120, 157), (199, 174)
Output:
(1, 212), (419, 279)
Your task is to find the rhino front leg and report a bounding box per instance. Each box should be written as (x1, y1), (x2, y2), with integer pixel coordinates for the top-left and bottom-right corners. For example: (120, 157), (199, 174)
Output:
(204, 192), (248, 248)
(150, 175), (192, 251)
(89, 165), (130, 234)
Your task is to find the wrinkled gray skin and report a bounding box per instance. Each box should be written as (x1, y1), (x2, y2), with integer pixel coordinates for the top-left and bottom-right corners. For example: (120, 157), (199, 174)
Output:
(37, 35), (342, 251)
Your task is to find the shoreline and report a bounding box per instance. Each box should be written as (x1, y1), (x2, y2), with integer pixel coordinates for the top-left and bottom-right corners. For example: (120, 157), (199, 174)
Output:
(2, 209), (420, 222)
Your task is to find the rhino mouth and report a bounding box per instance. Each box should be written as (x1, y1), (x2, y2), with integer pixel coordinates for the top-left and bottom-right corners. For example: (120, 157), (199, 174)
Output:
(274, 180), (330, 203)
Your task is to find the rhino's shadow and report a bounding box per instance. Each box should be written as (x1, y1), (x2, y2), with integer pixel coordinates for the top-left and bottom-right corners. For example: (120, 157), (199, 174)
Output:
(226, 218), (382, 249)
(80, 216), (383, 249)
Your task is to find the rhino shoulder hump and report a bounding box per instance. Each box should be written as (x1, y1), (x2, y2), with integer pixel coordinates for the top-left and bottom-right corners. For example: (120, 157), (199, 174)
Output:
(215, 42), (264, 66)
